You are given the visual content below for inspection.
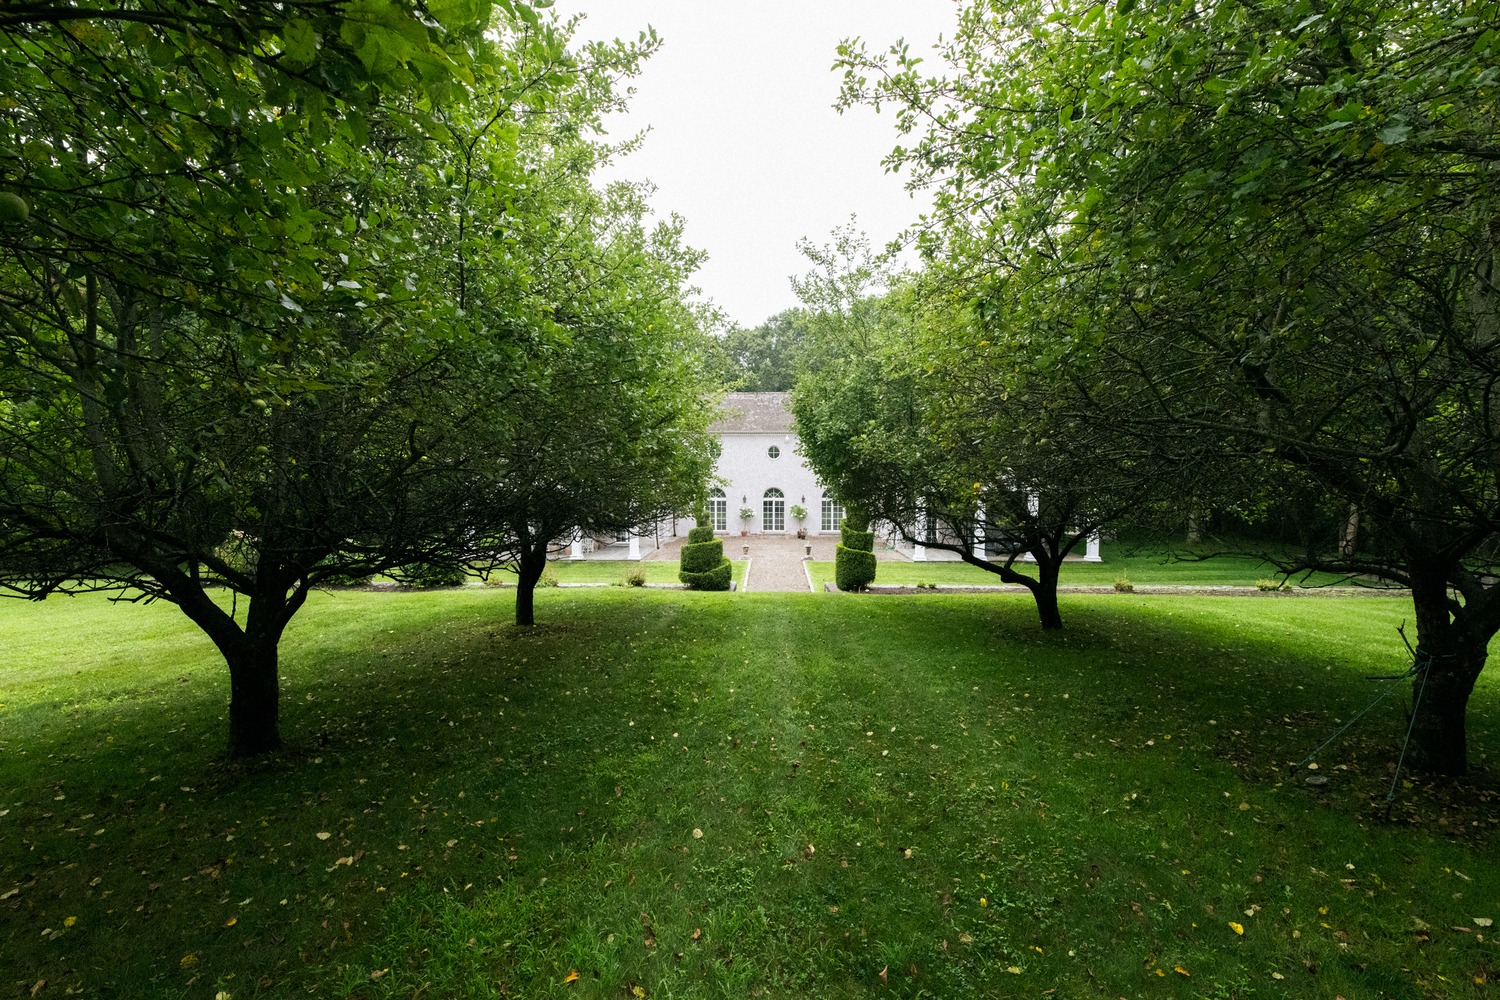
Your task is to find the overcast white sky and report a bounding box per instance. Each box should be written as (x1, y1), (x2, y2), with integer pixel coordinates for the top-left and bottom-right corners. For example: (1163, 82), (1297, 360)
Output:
(569, 1), (958, 329)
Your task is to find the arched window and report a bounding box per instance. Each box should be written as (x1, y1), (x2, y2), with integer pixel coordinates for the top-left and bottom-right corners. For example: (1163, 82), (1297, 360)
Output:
(708, 488), (727, 532)
(767, 445), (781, 459)
(763, 488), (785, 532)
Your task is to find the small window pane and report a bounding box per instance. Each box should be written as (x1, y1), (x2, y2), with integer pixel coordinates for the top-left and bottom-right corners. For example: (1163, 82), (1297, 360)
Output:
(768, 445), (780, 459)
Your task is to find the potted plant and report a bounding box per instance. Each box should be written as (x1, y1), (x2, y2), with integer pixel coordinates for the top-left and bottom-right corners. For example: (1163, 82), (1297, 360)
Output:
(789, 503), (808, 539)
(738, 505), (755, 535)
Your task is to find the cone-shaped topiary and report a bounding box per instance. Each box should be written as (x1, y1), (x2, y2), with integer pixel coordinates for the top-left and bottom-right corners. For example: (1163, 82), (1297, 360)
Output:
(680, 510), (732, 590)
(835, 506), (877, 591)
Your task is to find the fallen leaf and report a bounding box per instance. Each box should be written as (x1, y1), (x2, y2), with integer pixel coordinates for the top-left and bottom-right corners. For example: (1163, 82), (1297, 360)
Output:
(879, 966), (887, 982)
(692, 927), (702, 940)
(1174, 967), (1190, 976)
(1229, 922), (1244, 935)
(693, 829), (703, 839)
(1155, 969), (1166, 977)
(30, 982), (45, 998)
(316, 832), (331, 841)
(563, 970), (580, 983)
(1476, 918), (1493, 928)
(959, 933), (973, 944)
(1272, 972), (1285, 980)
(446, 839), (457, 848)
(225, 916), (237, 927)
(1007, 966), (1022, 974)
(370, 969), (388, 980)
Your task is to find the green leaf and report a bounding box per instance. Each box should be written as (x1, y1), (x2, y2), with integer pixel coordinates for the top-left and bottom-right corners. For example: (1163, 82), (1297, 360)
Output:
(1117, 0), (1138, 15)
(1377, 122), (1411, 145)
(428, 0), (492, 30)
(282, 18), (317, 64)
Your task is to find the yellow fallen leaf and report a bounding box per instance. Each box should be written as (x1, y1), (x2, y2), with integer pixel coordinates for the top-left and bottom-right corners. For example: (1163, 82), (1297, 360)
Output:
(180, 955), (197, 968)
(63, 916), (77, 927)
(446, 839), (458, 848)
(1272, 972), (1284, 980)
(1228, 922), (1244, 935)
(980, 897), (988, 907)
(1175, 966), (1190, 976)
(1319, 906), (1328, 915)
(1155, 969), (1166, 976)
(316, 832), (331, 841)
(1007, 966), (1023, 974)
(564, 970), (580, 983)
(225, 916), (237, 927)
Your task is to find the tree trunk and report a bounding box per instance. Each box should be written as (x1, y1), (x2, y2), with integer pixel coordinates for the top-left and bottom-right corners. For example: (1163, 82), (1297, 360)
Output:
(1031, 556), (1064, 631)
(225, 632), (283, 755)
(1406, 648), (1482, 776)
(1407, 572), (1486, 775)
(1340, 505), (1359, 557)
(515, 543), (547, 627)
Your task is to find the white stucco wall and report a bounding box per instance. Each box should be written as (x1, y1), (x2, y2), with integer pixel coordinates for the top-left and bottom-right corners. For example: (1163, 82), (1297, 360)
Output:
(668, 429), (842, 537)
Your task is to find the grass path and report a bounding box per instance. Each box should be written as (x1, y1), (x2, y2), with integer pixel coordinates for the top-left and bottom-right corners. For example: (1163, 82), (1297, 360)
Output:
(0, 588), (1496, 998)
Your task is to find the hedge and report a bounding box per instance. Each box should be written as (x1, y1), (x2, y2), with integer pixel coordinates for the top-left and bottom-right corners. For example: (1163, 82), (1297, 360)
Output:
(835, 511), (877, 591)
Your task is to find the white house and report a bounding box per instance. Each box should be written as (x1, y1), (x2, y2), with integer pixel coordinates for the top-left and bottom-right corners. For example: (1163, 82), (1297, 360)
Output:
(669, 392), (841, 537)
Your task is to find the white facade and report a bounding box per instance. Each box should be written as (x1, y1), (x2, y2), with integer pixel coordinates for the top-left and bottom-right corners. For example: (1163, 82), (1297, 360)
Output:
(669, 393), (842, 537)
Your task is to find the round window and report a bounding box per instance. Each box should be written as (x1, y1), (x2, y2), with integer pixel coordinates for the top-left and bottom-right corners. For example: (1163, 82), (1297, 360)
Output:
(768, 446), (780, 459)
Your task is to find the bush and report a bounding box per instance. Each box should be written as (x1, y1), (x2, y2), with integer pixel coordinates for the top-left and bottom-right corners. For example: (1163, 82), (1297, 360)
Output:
(623, 566), (647, 587)
(681, 537), (728, 574)
(322, 572), (372, 587)
(680, 524), (732, 590)
(835, 510), (877, 591)
(538, 566), (560, 588)
(680, 556), (732, 591)
(1113, 572), (1134, 593)
(1255, 578), (1287, 592)
(398, 563), (467, 589)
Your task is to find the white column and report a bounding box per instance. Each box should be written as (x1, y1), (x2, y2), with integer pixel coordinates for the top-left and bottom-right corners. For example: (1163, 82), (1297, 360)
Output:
(1084, 532), (1102, 562)
(628, 533), (640, 560)
(912, 506), (927, 561)
(1019, 493), (1038, 561)
(570, 534), (583, 560)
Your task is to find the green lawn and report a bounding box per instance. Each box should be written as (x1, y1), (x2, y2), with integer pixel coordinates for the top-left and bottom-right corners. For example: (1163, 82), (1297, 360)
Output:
(813, 548), (1365, 590)
(1, 587), (1495, 999)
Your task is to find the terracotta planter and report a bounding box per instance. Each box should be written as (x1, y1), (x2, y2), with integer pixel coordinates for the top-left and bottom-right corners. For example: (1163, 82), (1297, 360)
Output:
(741, 530), (748, 536)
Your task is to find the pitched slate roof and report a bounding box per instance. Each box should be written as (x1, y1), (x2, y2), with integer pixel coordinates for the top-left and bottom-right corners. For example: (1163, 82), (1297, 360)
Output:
(711, 392), (793, 434)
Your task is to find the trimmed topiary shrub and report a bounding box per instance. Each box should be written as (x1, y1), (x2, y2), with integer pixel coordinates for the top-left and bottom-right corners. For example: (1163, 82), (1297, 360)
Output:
(680, 511), (732, 590)
(835, 507), (877, 591)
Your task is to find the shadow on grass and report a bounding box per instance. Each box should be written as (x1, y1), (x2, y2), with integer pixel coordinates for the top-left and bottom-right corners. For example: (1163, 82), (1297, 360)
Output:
(0, 588), (1496, 998)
